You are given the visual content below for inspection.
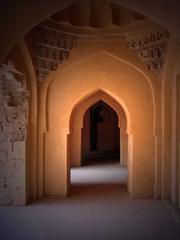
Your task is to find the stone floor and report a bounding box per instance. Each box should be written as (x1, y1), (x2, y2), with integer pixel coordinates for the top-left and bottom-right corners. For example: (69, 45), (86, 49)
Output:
(0, 159), (180, 240)
(71, 159), (128, 186)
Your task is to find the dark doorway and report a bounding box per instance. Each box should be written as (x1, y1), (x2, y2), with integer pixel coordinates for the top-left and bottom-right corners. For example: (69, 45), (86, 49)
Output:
(81, 101), (120, 164)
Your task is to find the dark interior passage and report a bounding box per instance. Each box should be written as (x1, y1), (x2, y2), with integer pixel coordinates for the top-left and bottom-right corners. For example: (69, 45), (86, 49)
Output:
(81, 101), (120, 163)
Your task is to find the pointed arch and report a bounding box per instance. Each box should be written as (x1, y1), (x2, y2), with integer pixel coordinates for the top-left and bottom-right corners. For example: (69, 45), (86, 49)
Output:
(69, 89), (129, 168)
(69, 88), (130, 133)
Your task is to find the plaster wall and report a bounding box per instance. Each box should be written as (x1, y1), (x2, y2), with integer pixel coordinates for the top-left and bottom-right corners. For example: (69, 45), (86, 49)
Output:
(81, 109), (90, 158)
(170, 40), (180, 207)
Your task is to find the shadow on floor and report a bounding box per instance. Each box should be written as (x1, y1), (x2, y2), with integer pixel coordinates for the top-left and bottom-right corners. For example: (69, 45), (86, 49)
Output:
(70, 183), (128, 199)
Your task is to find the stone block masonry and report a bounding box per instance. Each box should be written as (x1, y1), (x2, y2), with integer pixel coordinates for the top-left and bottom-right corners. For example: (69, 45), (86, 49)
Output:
(0, 61), (28, 205)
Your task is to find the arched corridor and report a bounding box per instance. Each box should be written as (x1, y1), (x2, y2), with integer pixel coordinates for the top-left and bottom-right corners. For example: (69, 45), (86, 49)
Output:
(0, 1), (180, 239)
(70, 95), (128, 196)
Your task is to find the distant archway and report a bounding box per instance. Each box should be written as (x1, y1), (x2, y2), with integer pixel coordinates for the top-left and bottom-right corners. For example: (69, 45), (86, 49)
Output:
(69, 89), (129, 192)
(81, 101), (120, 163)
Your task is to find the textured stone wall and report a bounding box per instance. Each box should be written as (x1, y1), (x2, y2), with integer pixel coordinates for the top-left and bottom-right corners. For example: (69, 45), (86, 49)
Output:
(0, 61), (28, 205)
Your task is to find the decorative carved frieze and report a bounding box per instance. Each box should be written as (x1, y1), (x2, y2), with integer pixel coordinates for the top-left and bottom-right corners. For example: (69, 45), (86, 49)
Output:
(30, 25), (77, 83)
(126, 29), (169, 73)
(0, 61), (28, 143)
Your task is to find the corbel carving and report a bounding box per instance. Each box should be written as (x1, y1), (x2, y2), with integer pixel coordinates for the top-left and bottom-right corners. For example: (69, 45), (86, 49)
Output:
(126, 29), (169, 73)
(30, 25), (78, 83)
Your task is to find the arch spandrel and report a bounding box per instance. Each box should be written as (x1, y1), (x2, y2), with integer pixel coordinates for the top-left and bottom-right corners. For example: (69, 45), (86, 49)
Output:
(47, 51), (155, 135)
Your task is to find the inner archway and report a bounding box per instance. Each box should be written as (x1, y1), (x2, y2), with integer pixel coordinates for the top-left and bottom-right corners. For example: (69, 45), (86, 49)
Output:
(81, 101), (120, 164)
(43, 50), (155, 199)
(69, 89), (129, 196)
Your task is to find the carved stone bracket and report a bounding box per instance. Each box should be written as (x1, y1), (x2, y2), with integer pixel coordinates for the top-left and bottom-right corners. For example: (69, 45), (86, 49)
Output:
(126, 29), (169, 73)
(30, 25), (78, 83)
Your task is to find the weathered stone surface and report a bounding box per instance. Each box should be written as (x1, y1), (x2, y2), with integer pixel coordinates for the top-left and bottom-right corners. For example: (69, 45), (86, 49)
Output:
(7, 176), (25, 188)
(0, 142), (11, 153)
(0, 61), (28, 144)
(0, 61), (27, 205)
(0, 187), (9, 197)
(0, 161), (14, 177)
(0, 130), (8, 143)
(10, 187), (26, 205)
(8, 141), (25, 160)
(14, 160), (24, 176)
(0, 197), (11, 206)
(0, 150), (8, 167)
(0, 179), (5, 187)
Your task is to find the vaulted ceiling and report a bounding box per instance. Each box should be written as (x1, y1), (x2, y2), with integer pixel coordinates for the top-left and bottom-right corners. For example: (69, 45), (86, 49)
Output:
(25, 0), (168, 83)
(1, 0), (179, 62)
(50, 0), (146, 29)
